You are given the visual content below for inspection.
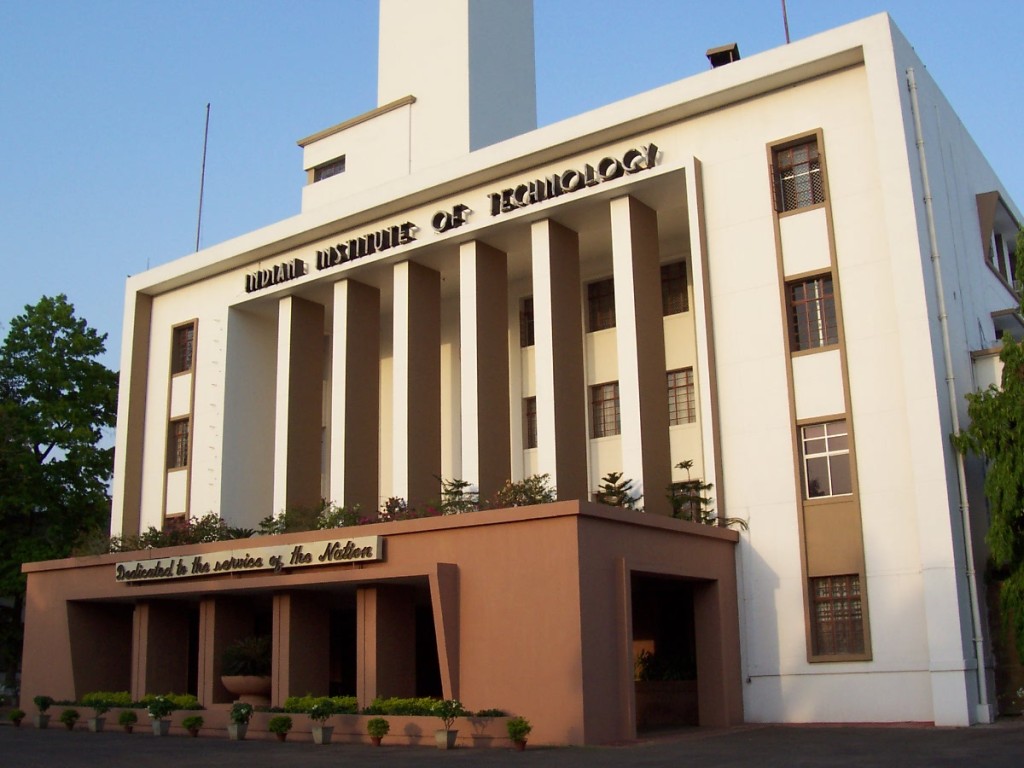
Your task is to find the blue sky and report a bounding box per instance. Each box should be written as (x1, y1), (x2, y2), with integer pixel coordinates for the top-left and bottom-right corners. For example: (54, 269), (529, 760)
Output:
(2, 0), (1021, 369)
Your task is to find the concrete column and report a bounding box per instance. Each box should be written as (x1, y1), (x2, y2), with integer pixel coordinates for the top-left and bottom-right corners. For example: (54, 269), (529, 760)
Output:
(130, 602), (189, 701)
(460, 241), (511, 502)
(197, 598), (251, 705)
(111, 292), (152, 536)
(531, 220), (588, 500)
(272, 592), (329, 706)
(356, 586), (417, 705)
(392, 261), (441, 506)
(693, 579), (744, 727)
(329, 279), (381, 514)
(610, 196), (671, 514)
(273, 296), (325, 515)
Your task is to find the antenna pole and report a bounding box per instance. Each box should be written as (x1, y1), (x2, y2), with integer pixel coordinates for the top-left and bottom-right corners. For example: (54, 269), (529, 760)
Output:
(782, 0), (791, 43)
(195, 103), (211, 252)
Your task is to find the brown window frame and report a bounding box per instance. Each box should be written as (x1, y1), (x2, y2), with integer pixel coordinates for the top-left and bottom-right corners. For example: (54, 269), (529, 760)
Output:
(171, 322), (196, 374)
(788, 274), (838, 351)
(773, 137), (824, 212)
(590, 381), (620, 438)
(809, 574), (866, 657)
(667, 368), (696, 426)
(313, 155), (346, 182)
(587, 278), (615, 332)
(523, 396), (537, 449)
(520, 297), (535, 348)
(167, 418), (190, 469)
(661, 261), (689, 315)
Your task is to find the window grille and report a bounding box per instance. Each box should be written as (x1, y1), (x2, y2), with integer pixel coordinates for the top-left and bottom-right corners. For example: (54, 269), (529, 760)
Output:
(168, 419), (190, 469)
(523, 397), (537, 449)
(773, 139), (824, 212)
(809, 574), (865, 656)
(588, 278), (616, 331)
(590, 382), (620, 438)
(667, 368), (696, 425)
(171, 323), (195, 374)
(661, 261), (689, 315)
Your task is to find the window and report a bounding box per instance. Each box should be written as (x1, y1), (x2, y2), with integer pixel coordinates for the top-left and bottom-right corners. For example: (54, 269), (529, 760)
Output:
(661, 261), (689, 315)
(520, 297), (535, 347)
(171, 323), (195, 374)
(590, 382), (620, 438)
(313, 156), (346, 182)
(168, 419), (190, 469)
(800, 419), (852, 498)
(809, 574), (865, 656)
(523, 397), (537, 449)
(667, 368), (696, 425)
(788, 275), (838, 351)
(588, 278), (615, 331)
(773, 138), (824, 212)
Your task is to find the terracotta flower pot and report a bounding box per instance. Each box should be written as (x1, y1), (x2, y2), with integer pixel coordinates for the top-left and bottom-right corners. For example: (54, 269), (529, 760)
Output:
(220, 675), (271, 707)
(371, 736), (382, 746)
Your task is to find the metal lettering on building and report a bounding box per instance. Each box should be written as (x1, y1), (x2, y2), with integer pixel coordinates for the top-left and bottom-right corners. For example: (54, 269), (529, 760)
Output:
(114, 535), (383, 583)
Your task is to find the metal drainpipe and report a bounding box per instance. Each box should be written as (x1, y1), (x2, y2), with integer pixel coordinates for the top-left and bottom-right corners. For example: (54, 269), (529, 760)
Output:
(906, 66), (991, 723)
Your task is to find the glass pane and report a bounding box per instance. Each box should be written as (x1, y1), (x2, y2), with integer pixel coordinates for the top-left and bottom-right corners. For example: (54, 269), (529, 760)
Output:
(804, 438), (827, 456)
(803, 424), (825, 439)
(829, 455), (852, 495)
(826, 433), (848, 451)
(806, 456), (830, 497)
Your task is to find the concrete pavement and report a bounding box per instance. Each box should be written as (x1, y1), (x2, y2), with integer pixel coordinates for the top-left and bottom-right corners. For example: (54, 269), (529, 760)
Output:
(2, 719), (1023, 767)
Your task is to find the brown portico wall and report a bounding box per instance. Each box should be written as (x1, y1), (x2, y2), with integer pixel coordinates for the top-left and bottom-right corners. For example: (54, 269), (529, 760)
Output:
(21, 501), (741, 745)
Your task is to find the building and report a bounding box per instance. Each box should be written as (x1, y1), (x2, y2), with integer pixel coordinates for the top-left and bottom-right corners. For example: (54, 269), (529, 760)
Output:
(20, 1), (1023, 745)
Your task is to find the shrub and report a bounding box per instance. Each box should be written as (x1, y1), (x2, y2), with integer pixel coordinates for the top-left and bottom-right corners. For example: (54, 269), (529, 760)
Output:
(59, 708), (80, 728)
(366, 717), (390, 738)
(491, 474), (556, 507)
(268, 715), (293, 735)
(594, 471), (641, 509)
(439, 477), (478, 514)
(9, 709), (25, 724)
(33, 695), (54, 713)
(230, 703), (253, 725)
(82, 691), (133, 709)
(361, 697), (439, 716)
(433, 699), (467, 731)
(146, 696), (174, 720)
(222, 636), (272, 677)
(281, 695), (358, 714)
(118, 710), (138, 727)
(308, 700), (336, 723)
(182, 715), (204, 732)
(475, 708), (507, 717)
(507, 716), (532, 742)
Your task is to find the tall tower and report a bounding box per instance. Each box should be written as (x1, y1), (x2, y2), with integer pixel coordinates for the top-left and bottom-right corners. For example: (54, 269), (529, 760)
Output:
(377, 0), (537, 170)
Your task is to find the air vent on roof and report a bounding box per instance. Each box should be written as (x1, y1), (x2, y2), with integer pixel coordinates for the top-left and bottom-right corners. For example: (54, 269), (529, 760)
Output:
(706, 43), (741, 68)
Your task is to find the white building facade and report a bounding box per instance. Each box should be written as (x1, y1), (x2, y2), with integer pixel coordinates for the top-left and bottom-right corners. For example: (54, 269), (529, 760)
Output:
(101, 3), (1020, 728)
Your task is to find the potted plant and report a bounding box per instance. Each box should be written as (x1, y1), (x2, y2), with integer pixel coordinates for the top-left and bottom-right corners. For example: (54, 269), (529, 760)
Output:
(308, 700), (336, 745)
(118, 709), (138, 733)
(147, 695), (175, 736)
(221, 635), (272, 707)
(506, 716), (532, 751)
(227, 702), (253, 741)
(432, 699), (466, 750)
(366, 716), (390, 746)
(33, 695), (54, 729)
(268, 715), (292, 742)
(182, 715), (204, 737)
(87, 700), (109, 733)
(59, 708), (80, 731)
(9, 708), (25, 727)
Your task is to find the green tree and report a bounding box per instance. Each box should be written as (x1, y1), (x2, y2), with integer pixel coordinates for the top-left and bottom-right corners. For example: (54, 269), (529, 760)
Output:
(952, 229), (1024, 658)
(0, 295), (117, 686)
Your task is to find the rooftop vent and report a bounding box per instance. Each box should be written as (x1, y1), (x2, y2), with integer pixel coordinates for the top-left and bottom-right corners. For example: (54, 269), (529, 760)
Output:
(706, 43), (741, 68)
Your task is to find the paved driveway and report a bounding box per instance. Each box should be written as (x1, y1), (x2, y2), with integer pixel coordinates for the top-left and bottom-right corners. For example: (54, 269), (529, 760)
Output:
(2, 721), (1023, 767)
